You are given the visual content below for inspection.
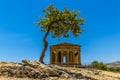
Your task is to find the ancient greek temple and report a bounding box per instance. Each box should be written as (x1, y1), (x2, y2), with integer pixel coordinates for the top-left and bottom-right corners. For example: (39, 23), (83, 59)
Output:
(50, 42), (81, 65)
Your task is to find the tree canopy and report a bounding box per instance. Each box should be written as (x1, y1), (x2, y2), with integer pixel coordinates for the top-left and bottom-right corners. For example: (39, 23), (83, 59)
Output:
(36, 4), (84, 38)
(35, 4), (84, 63)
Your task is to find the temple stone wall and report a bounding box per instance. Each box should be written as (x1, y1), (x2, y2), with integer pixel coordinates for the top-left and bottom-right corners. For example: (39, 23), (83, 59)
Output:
(50, 42), (81, 65)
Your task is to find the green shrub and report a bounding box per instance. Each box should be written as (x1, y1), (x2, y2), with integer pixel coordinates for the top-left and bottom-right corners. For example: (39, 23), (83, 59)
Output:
(109, 67), (120, 72)
(109, 67), (116, 72)
(91, 61), (99, 68)
(99, 62), (108, 70)
(90, 61), (120, 72)
(91, 61), (108, 71)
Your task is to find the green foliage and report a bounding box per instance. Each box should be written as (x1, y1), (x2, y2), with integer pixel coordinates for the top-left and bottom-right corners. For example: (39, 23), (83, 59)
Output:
(91, 61), (108, 71)
(109, 67), (120, 72)
(99, 62), (108, 70)
(35, 4), (84, 38)
(91, 61), (99, 68)
(109, 67), (117, 72)
(91, 61), (120, 72)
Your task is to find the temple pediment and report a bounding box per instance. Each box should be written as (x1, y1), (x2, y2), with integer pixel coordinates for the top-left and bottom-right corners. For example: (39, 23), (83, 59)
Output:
(52, 42), (80, 46)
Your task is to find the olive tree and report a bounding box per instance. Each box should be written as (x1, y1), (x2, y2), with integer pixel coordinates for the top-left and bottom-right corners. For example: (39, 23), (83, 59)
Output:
(35, 4), (84, 63)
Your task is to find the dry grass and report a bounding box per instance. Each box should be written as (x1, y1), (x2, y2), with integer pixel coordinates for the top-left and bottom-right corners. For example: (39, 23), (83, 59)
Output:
(63, 67), (120, 80)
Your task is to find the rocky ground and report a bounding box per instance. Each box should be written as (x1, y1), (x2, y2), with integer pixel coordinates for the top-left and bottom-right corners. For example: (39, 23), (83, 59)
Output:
(0, 60), (120, 80)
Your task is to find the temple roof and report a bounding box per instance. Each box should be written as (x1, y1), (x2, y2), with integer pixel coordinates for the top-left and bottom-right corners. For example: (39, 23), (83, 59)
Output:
(51, 42), (80, 46)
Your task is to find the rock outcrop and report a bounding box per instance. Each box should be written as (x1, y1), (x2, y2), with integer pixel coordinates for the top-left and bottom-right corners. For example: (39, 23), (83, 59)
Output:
(0, 60), (120, 80)
(0, 59), (93, 80)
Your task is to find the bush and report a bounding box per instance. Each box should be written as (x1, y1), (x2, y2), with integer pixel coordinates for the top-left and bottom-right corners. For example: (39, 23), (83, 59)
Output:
(116, 68), (120, 72)
(91, 61), (99, 68)
(99, 62), (108, 70)
(109, 67), (120, 72)
(90, 61), (120, 72)
(91, 61), (108, 71)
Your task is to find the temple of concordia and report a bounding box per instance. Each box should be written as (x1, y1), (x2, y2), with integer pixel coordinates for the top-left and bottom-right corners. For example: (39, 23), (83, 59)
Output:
(50, 42), (81, 66)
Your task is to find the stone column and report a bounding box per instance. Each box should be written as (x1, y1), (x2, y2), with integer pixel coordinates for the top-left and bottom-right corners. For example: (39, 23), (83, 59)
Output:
(55, 51), (58, 64)
(67, 50), (69, 64)
(69, 51), (72, 64)
(50, 48), (52, 64)
(78, 48), (81, 65)
(69, 51), (71, 64)
(72, 51), (74, 64)
(61, 51), (63, 65)
(68, 50), (70, 65)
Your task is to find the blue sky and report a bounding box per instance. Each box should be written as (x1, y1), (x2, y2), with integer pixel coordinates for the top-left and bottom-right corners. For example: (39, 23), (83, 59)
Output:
(0, 0), (120, 64)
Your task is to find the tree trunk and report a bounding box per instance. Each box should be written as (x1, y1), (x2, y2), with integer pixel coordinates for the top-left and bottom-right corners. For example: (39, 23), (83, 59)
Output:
(39, 30), (49, 63)
(39, 22), (54, 63)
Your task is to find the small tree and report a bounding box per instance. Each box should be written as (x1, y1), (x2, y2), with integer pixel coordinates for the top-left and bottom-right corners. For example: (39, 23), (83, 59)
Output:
(91, 61), (99, 68)
(99, 62), (108, 70)
(35, 4), (84, 63)
(91, 61), (108, 71)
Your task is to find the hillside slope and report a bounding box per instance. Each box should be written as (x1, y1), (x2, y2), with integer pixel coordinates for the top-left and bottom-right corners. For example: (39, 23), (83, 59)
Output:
(107, 61), (120, 68)
(0, 60), (120, 80)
